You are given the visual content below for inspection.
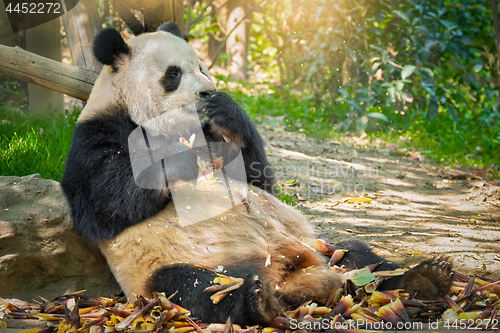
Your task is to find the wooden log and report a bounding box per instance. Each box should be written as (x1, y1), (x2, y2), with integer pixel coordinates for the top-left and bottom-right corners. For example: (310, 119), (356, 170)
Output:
(61, 0), (102, 72)
(0, 44), (98, 101)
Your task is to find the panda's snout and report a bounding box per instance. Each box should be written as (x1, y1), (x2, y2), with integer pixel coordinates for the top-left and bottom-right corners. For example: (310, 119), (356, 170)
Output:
(199, 90), (216, 99)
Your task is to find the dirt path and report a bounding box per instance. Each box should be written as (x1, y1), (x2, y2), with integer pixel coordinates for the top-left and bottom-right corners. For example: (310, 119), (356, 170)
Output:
(261, 128), (500, 280)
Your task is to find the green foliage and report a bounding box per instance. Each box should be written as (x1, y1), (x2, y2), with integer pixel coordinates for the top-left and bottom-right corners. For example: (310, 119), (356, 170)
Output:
(185, 1), (216, 43)
(228, 83), (337, 137)
(251, 0), (499, 125)
(247, 0), (499, 169)
(275, 186), (297, 206)
(224, 81), (499, 169)
(0, 77), (21, 106)
(0, 106), (79, 180)
(374, 103), (500, 167)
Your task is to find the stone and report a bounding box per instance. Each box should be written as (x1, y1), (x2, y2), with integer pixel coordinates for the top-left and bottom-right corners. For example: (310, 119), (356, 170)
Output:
(0, 174), (121, 301)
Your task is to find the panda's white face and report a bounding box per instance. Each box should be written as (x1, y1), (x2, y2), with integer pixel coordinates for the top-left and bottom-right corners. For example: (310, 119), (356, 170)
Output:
(80, 30), (216, 136)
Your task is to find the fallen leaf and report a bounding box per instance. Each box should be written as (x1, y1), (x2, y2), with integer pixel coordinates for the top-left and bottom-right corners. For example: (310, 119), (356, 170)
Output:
(472, 253), (483, 260)
(410, 150), (422, 160)
(345, 196), (373, 204)
(394, 148), (409, 156)
(470, 170), (485, 179)
(350, 267), (376, 286)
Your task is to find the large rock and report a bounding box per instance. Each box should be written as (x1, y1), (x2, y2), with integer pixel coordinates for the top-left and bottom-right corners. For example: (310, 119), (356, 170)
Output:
(0, 174), (121, 300)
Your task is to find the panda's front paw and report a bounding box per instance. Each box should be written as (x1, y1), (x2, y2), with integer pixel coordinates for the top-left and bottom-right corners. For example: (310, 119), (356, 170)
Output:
(400, 256), (454, 300)
(203, 92), (240, 121)
(202, 92), (249, 147)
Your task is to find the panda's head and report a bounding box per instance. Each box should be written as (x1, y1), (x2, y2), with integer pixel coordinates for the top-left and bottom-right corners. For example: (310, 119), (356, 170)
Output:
(80, 22), (216, 135)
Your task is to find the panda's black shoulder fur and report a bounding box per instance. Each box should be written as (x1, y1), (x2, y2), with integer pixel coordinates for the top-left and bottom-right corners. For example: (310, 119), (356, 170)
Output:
(61, 110), (170, 244)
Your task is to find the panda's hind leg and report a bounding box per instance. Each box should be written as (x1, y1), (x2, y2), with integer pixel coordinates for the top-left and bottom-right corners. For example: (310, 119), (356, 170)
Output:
(334, 239), (453, 299)
(146, 264), (281, 326)
(398, 257), (454, 300)
(334, 239), (399, 271)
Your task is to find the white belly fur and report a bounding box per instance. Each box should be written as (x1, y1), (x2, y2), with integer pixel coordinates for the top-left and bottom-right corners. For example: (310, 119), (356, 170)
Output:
(99, 184), (326, 299)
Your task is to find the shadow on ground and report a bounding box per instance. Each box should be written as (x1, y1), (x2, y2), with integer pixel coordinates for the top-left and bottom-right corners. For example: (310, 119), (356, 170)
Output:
(262, 128), (500, 280)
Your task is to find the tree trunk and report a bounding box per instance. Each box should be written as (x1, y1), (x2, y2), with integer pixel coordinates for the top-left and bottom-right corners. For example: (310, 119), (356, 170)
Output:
(61, 0), (102, 72)
(226, 0), (248, 80)
(117, 0), (185, 34)
(25, 19), (64, 113)
(209, 34), (225, 65)
(0, 0), (28, 105)
(208, 0), (226, 66)
(0, 1), (18, 47)
(490, 0), (500, 88)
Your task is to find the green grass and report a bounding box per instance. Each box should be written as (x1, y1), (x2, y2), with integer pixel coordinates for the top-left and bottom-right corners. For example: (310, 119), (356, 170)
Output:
(1, 82), (498, 182)
(0, 106), (79, 181)
(368, 105), (500, 172)
(228, 83), (499, 175)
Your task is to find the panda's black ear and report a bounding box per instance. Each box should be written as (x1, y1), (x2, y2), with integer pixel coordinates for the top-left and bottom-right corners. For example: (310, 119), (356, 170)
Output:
(93, 28), (130, 66)
(156, 22), (184, 39)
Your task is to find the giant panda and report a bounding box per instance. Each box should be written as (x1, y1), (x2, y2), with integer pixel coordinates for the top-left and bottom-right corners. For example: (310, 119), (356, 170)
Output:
(61, 23), (454, 326)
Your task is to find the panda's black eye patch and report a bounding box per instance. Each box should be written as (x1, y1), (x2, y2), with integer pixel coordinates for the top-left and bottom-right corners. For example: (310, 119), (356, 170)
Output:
(162, 66), (182, 92)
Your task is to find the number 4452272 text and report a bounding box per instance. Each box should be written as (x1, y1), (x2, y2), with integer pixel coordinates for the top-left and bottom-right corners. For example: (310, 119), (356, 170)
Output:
(5, 2), (61, 14)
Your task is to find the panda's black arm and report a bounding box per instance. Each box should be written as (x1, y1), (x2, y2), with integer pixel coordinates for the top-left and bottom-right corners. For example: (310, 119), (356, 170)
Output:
(60, 114), (193, 244)
(202, 92), (275, 193)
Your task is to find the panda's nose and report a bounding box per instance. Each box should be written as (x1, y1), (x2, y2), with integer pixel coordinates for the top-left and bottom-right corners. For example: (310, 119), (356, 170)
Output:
(199, 90), (215, 99)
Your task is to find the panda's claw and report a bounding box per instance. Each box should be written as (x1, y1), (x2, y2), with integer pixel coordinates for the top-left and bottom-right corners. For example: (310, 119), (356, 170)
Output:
(400, 256), (454, 300)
